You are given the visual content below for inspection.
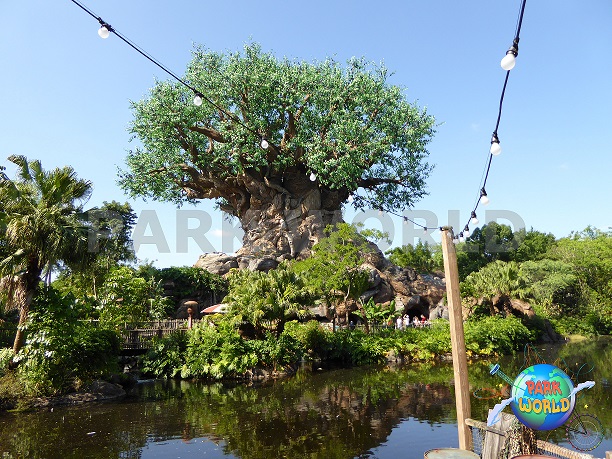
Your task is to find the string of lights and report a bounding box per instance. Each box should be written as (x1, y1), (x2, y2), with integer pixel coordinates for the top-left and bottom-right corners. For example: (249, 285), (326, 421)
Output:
(70, 0), (526, 242)
(69, 0), (270, 149)
(354, 0), (527, 241)
(451, 0), (528, 244)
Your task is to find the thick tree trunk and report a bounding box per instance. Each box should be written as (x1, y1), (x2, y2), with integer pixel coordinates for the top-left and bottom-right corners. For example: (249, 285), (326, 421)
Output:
(232, 174), (346, 262)
(11, 268), (40, 356)
(237, 186), (343, 261)
(12, 306), (29, 355)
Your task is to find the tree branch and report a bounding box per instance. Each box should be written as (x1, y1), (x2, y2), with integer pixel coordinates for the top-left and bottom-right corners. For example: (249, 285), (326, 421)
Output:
(189, 125), (227, 143)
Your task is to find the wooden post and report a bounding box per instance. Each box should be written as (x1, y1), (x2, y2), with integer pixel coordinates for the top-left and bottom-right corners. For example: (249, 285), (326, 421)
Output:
(441, 228), (472, 451)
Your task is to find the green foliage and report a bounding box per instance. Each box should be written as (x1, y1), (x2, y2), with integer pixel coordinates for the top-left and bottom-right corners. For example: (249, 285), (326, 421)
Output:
(294, 223), (371, 328)
(386, 240), (442, 273)
(518, 259), (579, 316)
(456, 222), (517, 279)
(119, 43), (435, 213)
(53, 201), (137, 301)
(358, 298), (397, 325)
(0, 155), (95, 352)
(140, 332), (187, 378)
(464, 316), (534, 355)
(0, 347), (13, 376)
(512, 228), (557, 263)
(152, 266), (228, 301)
(14, 288), (120, 395)
(282, 320), (328, 358)
(181, 321), (259, 379)
(557, 229), (612, 334)
(224, 263), (313, 336)
(98, 266), (173, 326)
(456, 224), (555, 280)
(461, 260), (522, 300)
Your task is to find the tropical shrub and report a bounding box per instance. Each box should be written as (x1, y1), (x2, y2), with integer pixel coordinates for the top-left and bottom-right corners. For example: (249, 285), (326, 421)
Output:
(98, 266), (173, 327)
(464, 316), (534, 355)
(15, 288), (120, 395)
(0, 348), (13, 375)
(386, 241), (442, 273)
(283, 320), (328, 359)
(152, 266), (227, 303)
(518, 259), (580, 316)
(181, 321), (259, 379)
(461, 260), (522, 301)
(140, 331), (188, 378)
(224, 263), (313, 336)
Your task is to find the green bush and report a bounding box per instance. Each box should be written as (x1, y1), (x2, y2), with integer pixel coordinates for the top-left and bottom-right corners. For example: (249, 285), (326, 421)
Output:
(14, 288), (120, 395)
(282, 321), (328, 359)
(464, 316), (533, 355)
(181, 321), (259, 380)
(0, 348), (13, 376)
(140, 331), (188, 378)
(153, 266), (228, 301)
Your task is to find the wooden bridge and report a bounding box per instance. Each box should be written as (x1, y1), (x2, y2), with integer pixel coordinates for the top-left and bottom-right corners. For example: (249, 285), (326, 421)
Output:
(0, 320), (199, 355)
(119, 319), (199, 354)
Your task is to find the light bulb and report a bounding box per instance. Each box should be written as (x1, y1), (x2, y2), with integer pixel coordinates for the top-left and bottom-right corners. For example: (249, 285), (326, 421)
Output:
(309, 172), (317, 181)
(453, 238), (459, 245)
(480, 188), (490, 206)
(459, 233), (465, 243)
(463, 226), (470, 238)
(98, 26), (110, 39)
(193, 94), (203, 106)
(423, 227), (428, 234)
(260, 138), (269, 150)
(347, 194), (354, 203)
(501, 52), (516, 71)
(470, 211), (479, 226)
(378, 209), (383, 216)
(403, 217), (408, 225)
(490, 141), (502, 156)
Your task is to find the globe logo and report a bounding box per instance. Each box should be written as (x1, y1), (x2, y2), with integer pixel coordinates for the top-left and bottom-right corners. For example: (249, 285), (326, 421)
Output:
(510, 363), (575, 430)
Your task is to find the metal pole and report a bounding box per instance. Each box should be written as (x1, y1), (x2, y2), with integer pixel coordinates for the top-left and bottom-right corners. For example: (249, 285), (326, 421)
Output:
(441, 228), (472, 451)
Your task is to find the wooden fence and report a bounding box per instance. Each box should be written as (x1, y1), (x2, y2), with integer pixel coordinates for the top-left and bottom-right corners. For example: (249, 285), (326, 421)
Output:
(0, 320), (199, 352)
(119, 319), (200, 351)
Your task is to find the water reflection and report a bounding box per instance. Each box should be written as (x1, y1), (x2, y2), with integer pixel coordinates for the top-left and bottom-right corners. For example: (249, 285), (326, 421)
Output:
(0, 338), (610, 459)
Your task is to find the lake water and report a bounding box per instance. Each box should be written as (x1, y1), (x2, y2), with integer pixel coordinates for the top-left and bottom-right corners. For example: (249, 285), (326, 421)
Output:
(0, 337), (610, 459)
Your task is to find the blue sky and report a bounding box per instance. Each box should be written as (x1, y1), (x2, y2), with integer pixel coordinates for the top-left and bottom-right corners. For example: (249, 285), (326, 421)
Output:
(1, 1), (611, 267)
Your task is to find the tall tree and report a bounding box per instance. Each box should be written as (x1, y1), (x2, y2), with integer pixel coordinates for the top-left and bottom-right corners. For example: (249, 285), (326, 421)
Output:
(0, 156), (93, 353)
(294, 223), (371, 332)
(119, 43), (435, 260)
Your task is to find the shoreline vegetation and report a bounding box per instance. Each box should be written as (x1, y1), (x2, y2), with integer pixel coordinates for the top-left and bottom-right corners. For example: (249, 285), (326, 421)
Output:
(0, 314), (547, 412)
(1, 158), (611, 414)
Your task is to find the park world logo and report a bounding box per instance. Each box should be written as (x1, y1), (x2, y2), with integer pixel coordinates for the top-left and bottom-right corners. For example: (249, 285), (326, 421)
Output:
(486, 361), (603, 451)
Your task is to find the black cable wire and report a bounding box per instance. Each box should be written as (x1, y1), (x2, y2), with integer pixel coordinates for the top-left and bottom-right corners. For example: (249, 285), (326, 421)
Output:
(69, 0), (528, 240)
(69, 0), (265, 142)
(453, 0), (528, 242)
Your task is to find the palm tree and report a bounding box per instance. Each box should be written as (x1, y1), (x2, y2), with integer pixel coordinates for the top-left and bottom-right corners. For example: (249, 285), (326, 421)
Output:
(224, 263), (313, 336)
(0, 155), (93, 354)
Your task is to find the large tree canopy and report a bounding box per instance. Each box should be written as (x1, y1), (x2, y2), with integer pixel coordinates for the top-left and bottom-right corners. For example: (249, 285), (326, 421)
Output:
(120, 43), (436, 259)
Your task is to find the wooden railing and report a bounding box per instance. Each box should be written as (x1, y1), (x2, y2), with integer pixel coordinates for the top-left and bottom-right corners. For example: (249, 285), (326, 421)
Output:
(119, 319), (200, 351)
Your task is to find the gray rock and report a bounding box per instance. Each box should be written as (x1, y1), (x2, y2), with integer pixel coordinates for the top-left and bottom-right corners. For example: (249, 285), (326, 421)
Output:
(194, 253), (238, 275)
(89, 380), (126, 398)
